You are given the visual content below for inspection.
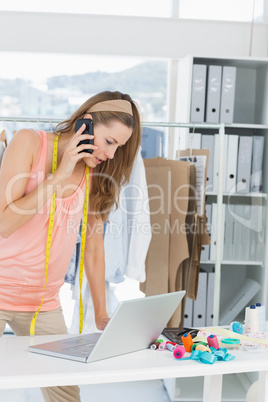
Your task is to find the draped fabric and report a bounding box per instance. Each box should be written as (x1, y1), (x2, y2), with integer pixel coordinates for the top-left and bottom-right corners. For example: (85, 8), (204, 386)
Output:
(141, 156), (210, 328)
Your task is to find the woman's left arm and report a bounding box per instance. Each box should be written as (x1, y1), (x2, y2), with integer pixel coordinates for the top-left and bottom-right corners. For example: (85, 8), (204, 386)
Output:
(84, 211), (109, 331)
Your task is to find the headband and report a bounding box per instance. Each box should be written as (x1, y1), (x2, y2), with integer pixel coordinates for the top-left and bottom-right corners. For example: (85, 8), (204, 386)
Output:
(88, 100), (133, 116)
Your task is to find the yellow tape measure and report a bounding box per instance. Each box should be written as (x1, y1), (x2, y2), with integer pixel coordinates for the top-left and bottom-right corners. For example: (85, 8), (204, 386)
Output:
(30, 134), (90, 335)
(79, 166), (90, 334)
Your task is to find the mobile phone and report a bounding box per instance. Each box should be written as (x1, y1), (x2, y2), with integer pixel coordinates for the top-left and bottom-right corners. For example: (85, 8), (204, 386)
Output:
(75, 118), (94, 154)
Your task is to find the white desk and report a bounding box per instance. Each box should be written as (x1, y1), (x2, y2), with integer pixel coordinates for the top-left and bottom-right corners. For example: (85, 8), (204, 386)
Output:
(1, 334), (268, 402)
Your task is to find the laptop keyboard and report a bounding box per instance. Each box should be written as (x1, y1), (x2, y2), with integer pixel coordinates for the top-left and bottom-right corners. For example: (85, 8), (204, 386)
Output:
(63, 343), (96, 357)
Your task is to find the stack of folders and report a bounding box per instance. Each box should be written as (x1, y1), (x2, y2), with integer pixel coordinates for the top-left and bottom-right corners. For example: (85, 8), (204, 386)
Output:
(184, 270), (215, 327)
(188, 133), (265, 194)
(223, 203), (265, 263)
(200, 203), (265, 263)
(200, 203), (211, 261)
(190, 64), (237, 124)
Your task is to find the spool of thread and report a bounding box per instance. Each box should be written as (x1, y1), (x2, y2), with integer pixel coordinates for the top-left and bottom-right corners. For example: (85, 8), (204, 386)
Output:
(150, 341), (162, 350)
(207, 334), (219, 350)
(158, 342), (166, 351)
(256, 303), (266, 332)
(245, 305), (260, 334)
(229, 321), (243, 334)
(173, 345), (185, 359)
(191, 341), (207, 351)
(166, 342), (176, 352)
(195, 344), (211, 353)
(181, 333), (193, 352)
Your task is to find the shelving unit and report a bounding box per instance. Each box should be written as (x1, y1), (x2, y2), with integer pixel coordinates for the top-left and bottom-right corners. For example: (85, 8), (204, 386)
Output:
(164, 374), (250, 402)
(174, 54), (268, 326)
(163, 54), (268, 401)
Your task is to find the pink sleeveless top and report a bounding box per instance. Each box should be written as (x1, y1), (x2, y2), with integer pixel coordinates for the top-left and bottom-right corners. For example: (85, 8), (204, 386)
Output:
(0, 130), (88, 311)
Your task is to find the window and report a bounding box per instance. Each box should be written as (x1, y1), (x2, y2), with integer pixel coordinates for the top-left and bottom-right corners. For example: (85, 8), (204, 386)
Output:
(0, 0), (171, 18)
(0, 52), (169, 157)
(0, 52), (168, 122)
(179, 0), (264, 22)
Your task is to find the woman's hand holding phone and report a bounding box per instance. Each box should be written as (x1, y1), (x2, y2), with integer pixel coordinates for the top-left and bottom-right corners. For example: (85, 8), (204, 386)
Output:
(75, 118), (95, 154)
(55, 118), (97, 181)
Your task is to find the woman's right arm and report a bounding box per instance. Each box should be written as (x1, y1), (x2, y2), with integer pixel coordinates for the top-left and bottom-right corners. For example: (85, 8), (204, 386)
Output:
(0, 129), (65, 238)
(0, 126), (95, 238)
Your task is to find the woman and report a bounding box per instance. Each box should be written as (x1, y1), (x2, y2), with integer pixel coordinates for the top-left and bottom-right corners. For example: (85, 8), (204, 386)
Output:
(0, 90), (141, 401)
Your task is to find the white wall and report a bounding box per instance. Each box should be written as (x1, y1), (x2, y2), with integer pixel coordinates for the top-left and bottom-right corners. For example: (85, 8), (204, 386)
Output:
(0, 11), (267, 58)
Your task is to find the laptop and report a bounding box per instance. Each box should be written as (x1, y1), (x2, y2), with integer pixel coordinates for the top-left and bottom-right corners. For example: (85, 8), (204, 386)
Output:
(28, 290), (185, 363)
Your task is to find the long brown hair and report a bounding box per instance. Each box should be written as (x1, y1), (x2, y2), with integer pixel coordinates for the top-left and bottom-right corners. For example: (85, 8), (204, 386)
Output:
(54, 91), (141, 221)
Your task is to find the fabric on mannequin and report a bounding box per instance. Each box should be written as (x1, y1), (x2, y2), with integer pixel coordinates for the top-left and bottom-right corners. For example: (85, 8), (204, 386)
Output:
(166, 160), (190, 297)
(141, 159), (210, 328)
(140, 165), (171, 295)
(169, 165), (198, 327)
(141, 159), (191, 302)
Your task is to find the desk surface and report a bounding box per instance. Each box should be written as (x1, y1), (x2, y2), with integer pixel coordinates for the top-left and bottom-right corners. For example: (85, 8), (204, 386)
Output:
(1, 334), (268, 389)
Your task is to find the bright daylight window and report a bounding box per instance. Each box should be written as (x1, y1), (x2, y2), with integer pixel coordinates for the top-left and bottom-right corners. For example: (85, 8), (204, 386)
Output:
(0, 52), (168, 121)
(0, 0), (171, 17)
(0, 52), (168, 159)
(179, 0), (264, 22)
